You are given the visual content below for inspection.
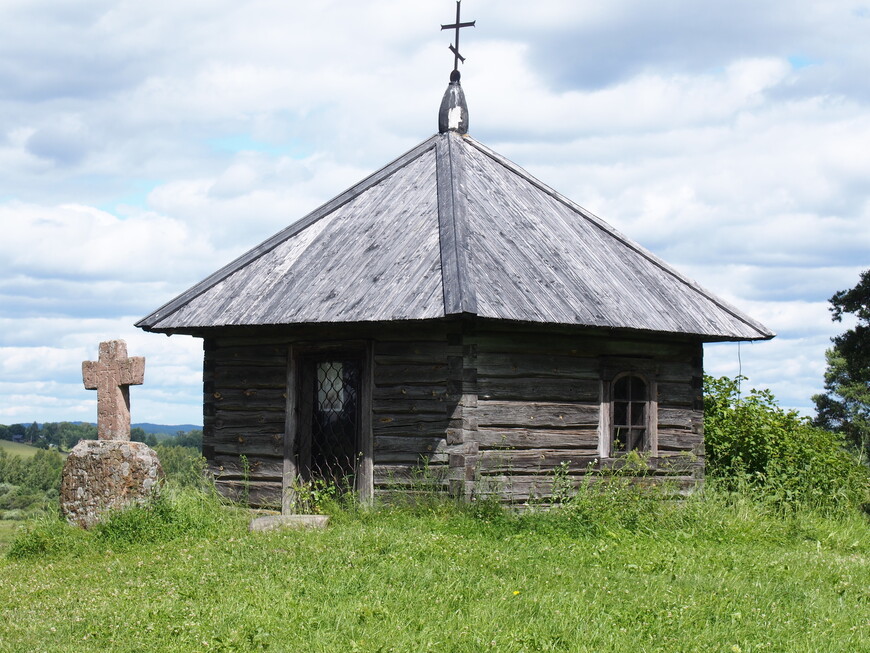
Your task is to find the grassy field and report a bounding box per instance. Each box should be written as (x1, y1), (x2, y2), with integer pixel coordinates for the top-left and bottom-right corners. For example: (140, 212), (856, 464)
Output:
(0, 490), (867, 653)
(0, 440), (44, 459)
(0, 520), (21, 553)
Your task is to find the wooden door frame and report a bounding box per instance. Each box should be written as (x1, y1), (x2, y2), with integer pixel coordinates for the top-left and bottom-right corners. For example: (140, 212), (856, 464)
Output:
(283, 340), (373, 511)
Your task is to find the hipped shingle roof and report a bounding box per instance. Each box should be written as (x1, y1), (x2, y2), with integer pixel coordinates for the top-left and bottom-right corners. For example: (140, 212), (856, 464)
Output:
(136, 131), (774, 342)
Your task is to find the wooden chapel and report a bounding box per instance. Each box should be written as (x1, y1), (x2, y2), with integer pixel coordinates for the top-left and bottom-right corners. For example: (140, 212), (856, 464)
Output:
(137, 15), (773, 508)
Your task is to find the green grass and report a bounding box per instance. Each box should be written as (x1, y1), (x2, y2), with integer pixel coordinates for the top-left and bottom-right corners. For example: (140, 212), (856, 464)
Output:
(0, 489), (867, 652)
(0, 520), (21, 553)
(0, 440), (46, 459)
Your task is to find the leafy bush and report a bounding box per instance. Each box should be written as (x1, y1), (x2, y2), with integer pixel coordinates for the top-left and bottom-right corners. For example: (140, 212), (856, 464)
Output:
(704, 375), (869, 512)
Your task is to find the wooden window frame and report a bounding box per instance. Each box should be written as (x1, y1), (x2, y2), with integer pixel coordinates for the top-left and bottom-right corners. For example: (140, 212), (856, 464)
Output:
(283, 341), (373, 511)
(598, 360), (658, 458)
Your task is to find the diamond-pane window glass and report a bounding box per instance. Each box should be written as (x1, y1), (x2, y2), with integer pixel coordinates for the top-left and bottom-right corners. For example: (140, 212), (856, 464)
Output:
(317, 361), (344, 412)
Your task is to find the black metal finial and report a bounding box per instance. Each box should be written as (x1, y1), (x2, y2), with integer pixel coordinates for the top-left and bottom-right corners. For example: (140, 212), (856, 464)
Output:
(441, 0), (475, 79)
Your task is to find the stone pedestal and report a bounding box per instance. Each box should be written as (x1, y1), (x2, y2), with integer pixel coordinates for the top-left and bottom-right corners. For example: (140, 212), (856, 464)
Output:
(60, 440), (163, 529)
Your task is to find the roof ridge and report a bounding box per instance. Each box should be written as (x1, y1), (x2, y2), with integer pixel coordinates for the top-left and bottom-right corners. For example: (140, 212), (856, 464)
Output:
(137, 135), (440, 330)
(460, 136), (774, 339)
(436, 131), (477, 316)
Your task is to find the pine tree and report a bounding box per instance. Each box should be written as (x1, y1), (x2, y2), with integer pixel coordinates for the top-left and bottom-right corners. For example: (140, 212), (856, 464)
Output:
(812, 270), (870, 459)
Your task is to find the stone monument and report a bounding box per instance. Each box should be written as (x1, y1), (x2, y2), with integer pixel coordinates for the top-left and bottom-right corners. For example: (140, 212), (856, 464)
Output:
(60, 340), (163, 528)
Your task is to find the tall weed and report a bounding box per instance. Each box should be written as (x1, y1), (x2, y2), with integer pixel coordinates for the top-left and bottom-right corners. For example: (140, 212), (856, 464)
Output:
(153, 444), (209, 490)
(7, 486), (246, 559)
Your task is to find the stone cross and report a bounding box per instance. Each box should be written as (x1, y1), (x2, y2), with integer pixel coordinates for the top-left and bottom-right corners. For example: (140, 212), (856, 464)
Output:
(82, 340), (145, 441)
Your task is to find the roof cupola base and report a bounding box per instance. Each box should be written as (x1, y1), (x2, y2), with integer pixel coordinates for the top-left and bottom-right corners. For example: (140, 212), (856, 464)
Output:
(438, 71), (468, 134)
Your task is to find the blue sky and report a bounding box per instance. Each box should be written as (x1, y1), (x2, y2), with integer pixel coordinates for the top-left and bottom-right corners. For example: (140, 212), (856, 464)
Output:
(1, 0), (868, 425)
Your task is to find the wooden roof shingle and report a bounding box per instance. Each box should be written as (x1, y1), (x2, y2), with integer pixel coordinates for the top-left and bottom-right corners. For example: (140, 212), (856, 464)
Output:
(136, 131), (774, 342)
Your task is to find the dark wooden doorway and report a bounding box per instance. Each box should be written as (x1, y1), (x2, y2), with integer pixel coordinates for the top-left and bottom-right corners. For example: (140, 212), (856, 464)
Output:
(284, 344), (373, 510)
(297, 353), (363, 489)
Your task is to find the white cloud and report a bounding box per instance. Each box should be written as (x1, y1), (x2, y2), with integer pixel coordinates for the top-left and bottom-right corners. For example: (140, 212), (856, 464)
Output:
(0, 0), (867, 425)
(0, 202), (221, 282)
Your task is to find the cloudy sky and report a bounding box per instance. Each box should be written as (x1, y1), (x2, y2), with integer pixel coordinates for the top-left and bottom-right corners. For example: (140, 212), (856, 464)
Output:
(1, 0), (868, 426)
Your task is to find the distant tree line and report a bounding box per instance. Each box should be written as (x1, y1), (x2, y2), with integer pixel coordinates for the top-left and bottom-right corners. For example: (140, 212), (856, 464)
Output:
(0, 423), (202, 453)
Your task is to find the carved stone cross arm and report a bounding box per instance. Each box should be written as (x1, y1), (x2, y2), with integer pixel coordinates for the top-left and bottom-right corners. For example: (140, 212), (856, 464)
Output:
(82, 340), (145, 441)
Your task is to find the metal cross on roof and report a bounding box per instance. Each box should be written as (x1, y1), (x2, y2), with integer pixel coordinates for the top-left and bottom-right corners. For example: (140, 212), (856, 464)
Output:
(441, 0), (475, 77)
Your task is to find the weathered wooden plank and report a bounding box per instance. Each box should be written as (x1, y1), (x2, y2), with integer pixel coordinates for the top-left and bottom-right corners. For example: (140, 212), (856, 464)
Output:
(475, 330), (697, 360)
(477, 453), (702, 476)
(374, 435), (447, 455)
(476, 353), (600, 379)
(210, 345), (288, 366)
(374, 341), (449, 362)
(209, 388), (288, 410)
(372, 384), (448, 400)
(214, 335), (294, 347)
(476, 401), (600, 428)
(475, 427), (599, 450)
(211, 322), (448, 347)
(215, 479), (283, 508)
(211, 432), (285, 457)
(472, 474), (700, 502)
(657, 382), (697, 406)
(206, 421), (284, 436)
(658, 430), (703, 452)
(375, 363), (449, 385)
(372, 398), (448, 415)
(373, 436), (473, 464)
(208, 411), (286, 428)
(212, 455), (284, 480)
(477, 377), (599, 402)
(657, 361), (701, 383)
(478, 450), (600, 474)
(372, 414), (448, 435)
(658, 407), (702, 430)
(375, 451), (449, 465)
(373, 463), (450, 487)
(209, 365), (287, 388)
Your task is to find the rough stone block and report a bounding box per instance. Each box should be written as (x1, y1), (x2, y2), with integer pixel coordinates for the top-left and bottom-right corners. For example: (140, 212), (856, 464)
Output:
(60, 440), (164, 529)
(248, 514), (330, 532)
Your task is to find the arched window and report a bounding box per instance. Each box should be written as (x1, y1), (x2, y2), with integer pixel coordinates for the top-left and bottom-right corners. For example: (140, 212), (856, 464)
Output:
(612, 374), (648, 453)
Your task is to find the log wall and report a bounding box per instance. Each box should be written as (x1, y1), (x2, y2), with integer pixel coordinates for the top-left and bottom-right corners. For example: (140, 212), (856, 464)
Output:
(203, 337), (289, 507)
(200, 321), (705, 507)
(371, 329), (451, 495)
(469, 327), (704, 502)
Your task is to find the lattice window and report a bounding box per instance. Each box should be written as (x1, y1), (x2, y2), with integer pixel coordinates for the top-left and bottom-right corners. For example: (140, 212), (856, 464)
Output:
(317, 361), (345, 412)
(612, 374), (648, 453)
(309, 358), (361, 483)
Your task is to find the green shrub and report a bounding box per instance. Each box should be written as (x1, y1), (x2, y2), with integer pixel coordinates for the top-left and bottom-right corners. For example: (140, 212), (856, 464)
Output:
(704, 375), (869, 512)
